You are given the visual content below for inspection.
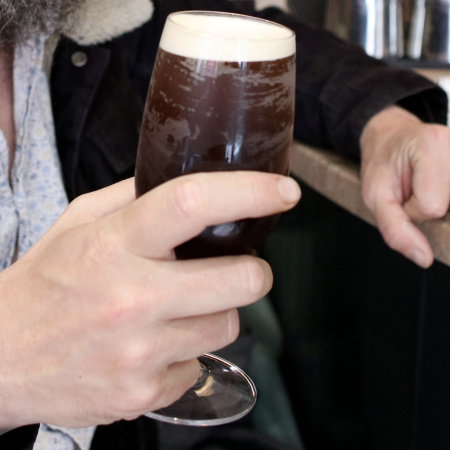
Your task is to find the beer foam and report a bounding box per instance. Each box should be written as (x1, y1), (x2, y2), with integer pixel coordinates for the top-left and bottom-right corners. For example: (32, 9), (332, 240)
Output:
(160, 12), (295, 62)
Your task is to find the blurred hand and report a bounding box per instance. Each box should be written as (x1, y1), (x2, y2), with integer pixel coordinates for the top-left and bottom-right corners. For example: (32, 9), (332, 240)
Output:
(0, 172), (300, 429)
(360, 105), (450, 268)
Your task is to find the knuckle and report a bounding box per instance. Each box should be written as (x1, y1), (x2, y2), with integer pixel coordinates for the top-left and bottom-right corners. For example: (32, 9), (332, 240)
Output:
(118, 386), (159, 416)
(68, 193), (90, 212)
(67, 194), (99, 223)
(426, 124), (450, 147)
(244, 176), (262, 208)
(168, 179), (206, 220)
(380, 223), (404, 250)
(87, 226), (121, 268)
(65, 195), (91, 222)
(361, 184), (376, 209)
(180, 360), (200, 393)
(418, 201), (448, 219)
(113, 366), (166, 415)
(145, 375), (175, 412)
(119, 343), (148, 374)
(237, 255), (267, 297)
(227, 309), (240, 344)
(206, 310), (240, 351)
(106, 288), (141, 327)
(157, 362), (199, 410)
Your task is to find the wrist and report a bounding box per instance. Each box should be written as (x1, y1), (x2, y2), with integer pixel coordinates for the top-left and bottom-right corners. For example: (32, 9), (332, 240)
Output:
(0, 270), (32, 430)
(360, 106), (422, 162)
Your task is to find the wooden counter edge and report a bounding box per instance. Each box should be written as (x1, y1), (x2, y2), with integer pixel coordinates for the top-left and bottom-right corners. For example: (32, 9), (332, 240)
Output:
(290, 141), (450, 267)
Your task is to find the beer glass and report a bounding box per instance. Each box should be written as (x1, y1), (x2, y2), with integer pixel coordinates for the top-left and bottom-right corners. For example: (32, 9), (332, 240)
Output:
(135, 11), (296, 426)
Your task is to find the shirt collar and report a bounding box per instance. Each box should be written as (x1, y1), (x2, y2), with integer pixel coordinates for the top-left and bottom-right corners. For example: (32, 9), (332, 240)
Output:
(61, 0), (154, 46)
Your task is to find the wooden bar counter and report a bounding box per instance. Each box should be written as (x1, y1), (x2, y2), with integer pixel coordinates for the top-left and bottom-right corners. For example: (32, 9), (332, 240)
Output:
(290, 140), (450, 267)
(289, 68), (450, 266)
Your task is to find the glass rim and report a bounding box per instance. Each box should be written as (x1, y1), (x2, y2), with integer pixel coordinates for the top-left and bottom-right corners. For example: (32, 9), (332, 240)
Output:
(167, 10), (296, 42)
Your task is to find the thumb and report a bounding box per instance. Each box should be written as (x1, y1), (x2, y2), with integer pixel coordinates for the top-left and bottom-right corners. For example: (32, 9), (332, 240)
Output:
(403, 146), (450, 223)
(44, 178), (136, 238)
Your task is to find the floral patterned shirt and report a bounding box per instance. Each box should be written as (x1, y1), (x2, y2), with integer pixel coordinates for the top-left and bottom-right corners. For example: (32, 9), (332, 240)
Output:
(0, 37), (96, 450)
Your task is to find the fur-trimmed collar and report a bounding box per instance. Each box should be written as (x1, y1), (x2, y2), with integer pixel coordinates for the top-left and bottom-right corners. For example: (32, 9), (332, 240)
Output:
(62, 0), (154, 45)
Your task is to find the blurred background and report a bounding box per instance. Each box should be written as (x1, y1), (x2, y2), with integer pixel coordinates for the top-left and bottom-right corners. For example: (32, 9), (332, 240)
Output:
(243, 2), (450, 450)
(257, 0), (450, 69)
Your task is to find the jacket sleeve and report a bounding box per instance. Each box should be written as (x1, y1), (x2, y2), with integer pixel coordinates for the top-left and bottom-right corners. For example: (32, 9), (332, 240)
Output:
(256, 7), (448, 160)
(0, 425), (39, 450)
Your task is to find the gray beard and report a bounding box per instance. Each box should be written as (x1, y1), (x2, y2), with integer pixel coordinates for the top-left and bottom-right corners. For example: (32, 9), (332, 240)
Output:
(0, 0), (82, 47)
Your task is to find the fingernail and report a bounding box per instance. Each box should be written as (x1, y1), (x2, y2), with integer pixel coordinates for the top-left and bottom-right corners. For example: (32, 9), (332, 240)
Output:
(278, 177), (301, 204)
(407, 248), (428, 268)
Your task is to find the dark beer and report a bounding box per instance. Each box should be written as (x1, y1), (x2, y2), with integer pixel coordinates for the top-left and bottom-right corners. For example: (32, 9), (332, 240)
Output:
(135, 12), (296, 258)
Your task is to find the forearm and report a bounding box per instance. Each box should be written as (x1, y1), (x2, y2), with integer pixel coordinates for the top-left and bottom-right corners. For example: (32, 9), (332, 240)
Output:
(257, 7), (447, 158)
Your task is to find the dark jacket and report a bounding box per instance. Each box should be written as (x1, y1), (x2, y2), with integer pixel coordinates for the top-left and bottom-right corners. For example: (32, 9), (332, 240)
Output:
(1, 0), (447, 449)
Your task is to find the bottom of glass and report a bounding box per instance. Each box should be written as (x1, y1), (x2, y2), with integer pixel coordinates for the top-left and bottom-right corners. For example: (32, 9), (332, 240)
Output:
(145, 353), (257, 426)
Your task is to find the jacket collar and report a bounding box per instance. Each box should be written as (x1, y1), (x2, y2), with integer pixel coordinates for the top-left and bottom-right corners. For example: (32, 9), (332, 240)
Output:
(61, 0), (154, 45)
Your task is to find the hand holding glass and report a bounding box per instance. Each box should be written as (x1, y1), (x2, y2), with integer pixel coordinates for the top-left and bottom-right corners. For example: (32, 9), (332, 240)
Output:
(135, 11), (296, 426)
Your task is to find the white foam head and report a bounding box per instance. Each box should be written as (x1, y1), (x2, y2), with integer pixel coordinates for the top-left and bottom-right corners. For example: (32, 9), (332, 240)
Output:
(159, 11), (295, 62)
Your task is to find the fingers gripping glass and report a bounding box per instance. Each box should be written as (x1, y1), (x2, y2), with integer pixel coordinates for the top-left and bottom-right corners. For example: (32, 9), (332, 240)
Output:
(135, 11), (296, 426)
(146, 354), (257, 426)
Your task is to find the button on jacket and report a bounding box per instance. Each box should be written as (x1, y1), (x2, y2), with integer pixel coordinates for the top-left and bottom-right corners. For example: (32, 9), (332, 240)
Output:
(1, 0), (447, 449)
